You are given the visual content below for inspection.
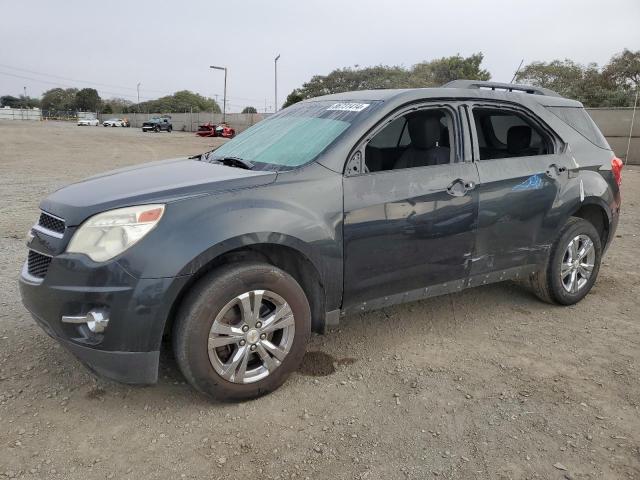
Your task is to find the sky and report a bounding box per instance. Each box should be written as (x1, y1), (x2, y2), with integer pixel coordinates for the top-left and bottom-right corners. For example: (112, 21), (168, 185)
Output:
(1, 0), (638, 112)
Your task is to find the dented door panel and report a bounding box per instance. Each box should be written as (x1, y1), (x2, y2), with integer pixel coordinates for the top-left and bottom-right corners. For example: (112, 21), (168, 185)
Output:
(342, 162), (479, 308)
(471, 155), (570, 274)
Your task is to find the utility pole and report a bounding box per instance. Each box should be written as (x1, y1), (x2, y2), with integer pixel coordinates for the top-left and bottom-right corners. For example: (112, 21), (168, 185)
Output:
(136, 83), (141, 108)
(210, 65), (227, 123)
(274, 54), (281, 112)
(23, 86), (27, 109)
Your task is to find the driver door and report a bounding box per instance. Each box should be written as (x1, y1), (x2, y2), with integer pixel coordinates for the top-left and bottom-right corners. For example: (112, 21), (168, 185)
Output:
(342, 105), (479, 310)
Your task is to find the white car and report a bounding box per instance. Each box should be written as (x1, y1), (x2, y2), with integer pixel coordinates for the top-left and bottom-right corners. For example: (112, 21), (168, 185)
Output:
(77, 118), (99, 126)
(102, 118), (129, 127)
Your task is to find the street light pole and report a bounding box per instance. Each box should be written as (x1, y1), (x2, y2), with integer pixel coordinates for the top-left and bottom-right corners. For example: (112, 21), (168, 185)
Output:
(274, 54), (280, 112)
(136, 83), (141, 107)
(210, 65), (227, 123)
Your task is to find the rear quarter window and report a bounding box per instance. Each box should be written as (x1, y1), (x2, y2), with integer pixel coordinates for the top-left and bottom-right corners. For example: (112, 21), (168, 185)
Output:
(546, 106), (610, 149)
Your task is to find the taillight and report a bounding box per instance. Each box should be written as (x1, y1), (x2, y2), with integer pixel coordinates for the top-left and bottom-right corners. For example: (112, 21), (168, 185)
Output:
(611, 156), (623, 186)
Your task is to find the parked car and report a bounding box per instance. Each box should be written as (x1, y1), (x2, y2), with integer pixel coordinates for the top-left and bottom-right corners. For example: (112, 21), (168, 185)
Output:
(19, 81), (622, 401)
(142, 116), (172, 132)
(77, 118), (99, 126)
(196, 122), (236, 138)
(102, 118), (129, 127)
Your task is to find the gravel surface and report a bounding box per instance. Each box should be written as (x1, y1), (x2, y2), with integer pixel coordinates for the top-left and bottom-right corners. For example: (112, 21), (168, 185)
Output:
(0, 121), (639, 479)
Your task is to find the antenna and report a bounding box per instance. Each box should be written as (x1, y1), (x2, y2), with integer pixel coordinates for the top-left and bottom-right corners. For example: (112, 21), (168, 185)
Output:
(510, 59), (524, 83)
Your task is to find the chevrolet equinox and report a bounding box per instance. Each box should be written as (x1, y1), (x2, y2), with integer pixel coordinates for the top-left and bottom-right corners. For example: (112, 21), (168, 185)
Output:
(19, 80), (622, 401)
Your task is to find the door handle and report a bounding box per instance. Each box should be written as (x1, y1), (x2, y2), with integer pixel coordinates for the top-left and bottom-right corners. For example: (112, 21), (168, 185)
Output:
(446, 178), (476, 197)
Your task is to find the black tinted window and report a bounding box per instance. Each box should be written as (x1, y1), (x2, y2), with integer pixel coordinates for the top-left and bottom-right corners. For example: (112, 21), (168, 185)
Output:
(368, 117), (406, 148)
(546, 106), (609, 149)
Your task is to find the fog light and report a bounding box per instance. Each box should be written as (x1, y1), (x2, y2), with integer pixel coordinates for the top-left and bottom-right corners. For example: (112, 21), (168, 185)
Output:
(61, 309), (109, 333)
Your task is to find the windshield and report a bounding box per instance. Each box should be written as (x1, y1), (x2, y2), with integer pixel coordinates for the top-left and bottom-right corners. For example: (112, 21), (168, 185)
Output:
(208, 100), (377, 170)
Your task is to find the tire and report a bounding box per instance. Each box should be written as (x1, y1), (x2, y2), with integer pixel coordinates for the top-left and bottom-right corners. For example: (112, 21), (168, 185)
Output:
(154, 126), (160, 133)
(528, 217), (602, 305)
(167, 126), (172, 133)
(173, 262), (311, 401)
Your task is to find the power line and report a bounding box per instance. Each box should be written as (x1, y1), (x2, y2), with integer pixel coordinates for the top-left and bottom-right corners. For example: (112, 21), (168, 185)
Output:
(0, 63), (172, 95)
(0, 62), (266, 104)
(0, 70), (142, 100)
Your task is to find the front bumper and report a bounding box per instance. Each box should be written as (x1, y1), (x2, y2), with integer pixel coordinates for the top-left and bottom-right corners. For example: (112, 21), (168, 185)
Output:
(19, 254), (190, 384)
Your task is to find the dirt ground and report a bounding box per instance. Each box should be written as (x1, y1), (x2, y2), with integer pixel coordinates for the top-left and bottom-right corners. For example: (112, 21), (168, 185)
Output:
(0, 120), (638, 480)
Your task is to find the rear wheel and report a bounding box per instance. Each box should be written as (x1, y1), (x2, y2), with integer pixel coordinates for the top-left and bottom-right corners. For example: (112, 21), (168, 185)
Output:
(173, 262), (311, 401)
(528, 217), (602, 305)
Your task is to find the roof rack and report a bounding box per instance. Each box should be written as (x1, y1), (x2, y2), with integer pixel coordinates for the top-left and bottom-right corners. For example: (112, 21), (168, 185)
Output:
(443, 80), (561, 97)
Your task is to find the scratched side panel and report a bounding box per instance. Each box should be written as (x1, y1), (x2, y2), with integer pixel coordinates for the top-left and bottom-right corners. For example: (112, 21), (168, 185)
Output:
(471, 155), (563, 275)
(342, 162), (479, 308)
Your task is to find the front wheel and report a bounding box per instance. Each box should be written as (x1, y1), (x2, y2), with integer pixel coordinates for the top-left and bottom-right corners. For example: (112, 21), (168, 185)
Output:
(528, 217), (602, 305)
(173, 262), (311, 401)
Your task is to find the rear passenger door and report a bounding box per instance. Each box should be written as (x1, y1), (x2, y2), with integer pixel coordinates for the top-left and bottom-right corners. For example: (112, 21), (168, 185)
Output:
(466, 103), (569, 278)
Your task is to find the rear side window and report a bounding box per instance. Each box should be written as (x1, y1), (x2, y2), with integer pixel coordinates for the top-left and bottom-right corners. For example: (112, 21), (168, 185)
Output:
(472, 108), (553, 160)
(546, 106), (609, 149)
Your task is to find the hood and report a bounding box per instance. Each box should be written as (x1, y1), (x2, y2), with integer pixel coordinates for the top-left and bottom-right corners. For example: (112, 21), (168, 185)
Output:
(41, 158), (276, 226)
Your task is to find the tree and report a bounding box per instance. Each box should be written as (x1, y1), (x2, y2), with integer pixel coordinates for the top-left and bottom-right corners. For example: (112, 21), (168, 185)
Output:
(75, 88), (101, 112)
(138, 90), (220, 113)
(409, 53), (491, 86)
(102, 97), (134, 114)
(603, 49), (640, 88)
(41, 88), (78, 111)
(284, 53), (491, 102)
(241, 106), (257, 114)
(21, 95), (40, 108)
(282, 89), (304, 108)
(1, 95), (21, 108)
(515, 59), (629, 107)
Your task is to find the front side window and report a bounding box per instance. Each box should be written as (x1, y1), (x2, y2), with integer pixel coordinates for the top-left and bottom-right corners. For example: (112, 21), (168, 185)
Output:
(364, 108), (454, 172)
(472, 108), (553, 160)
(209, 100), (378, 170)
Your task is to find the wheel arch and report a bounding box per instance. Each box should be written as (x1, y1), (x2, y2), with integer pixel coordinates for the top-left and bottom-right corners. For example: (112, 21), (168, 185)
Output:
(164, 238), (328, 340)
(570, 198), (611, 247)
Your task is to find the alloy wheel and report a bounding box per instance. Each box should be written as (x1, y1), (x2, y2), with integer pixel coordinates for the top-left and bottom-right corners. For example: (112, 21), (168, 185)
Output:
(207, 290), (295, 384)
(560, 234), (595, 293)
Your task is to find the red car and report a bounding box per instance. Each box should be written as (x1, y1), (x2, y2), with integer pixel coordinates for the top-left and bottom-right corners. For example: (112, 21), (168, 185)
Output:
(196, 123), (235, 138)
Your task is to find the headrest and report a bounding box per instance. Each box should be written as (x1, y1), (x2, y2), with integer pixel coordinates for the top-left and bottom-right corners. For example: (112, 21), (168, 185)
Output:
(407, 113), (442, 150)
(507, 126), (532, 154)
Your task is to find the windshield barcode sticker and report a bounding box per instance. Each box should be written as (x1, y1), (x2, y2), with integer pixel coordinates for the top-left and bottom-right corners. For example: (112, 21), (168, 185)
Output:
(327, 102), (370, 112)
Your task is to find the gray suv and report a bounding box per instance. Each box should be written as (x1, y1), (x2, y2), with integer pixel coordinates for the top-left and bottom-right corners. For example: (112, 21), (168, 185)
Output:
(19, 80), (622, 401)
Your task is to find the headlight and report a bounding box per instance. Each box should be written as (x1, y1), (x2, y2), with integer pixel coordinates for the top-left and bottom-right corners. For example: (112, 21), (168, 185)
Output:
(67, 204), (165, 262)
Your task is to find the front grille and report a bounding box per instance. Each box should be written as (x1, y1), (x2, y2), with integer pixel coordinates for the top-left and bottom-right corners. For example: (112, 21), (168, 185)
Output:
(27, 250), (52, 278)
(38, 212), (65, 234)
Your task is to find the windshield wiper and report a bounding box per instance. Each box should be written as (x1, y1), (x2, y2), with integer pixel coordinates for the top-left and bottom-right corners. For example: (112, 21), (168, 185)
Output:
(211, 156), (255, 170)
